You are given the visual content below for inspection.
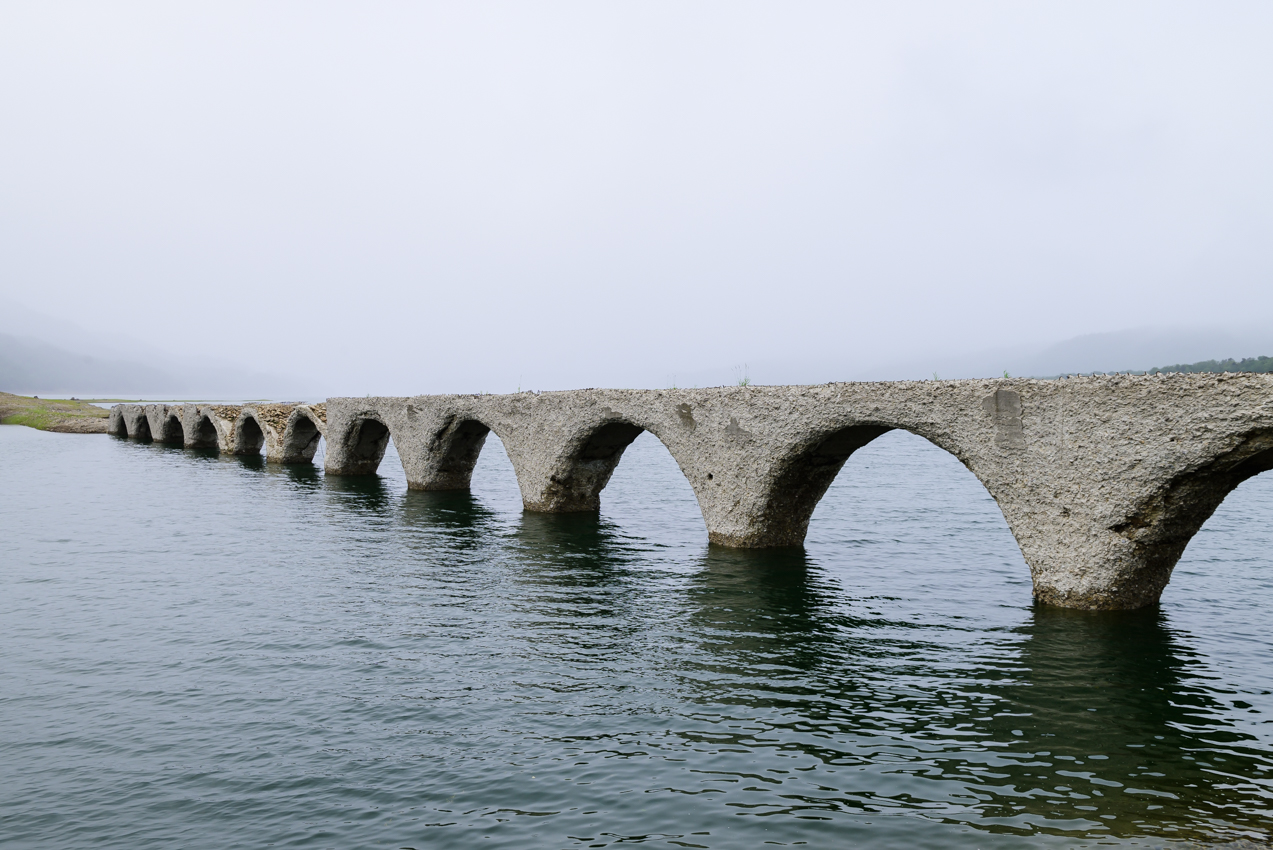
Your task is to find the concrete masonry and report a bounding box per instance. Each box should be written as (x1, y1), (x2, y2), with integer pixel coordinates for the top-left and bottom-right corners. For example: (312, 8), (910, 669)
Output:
(111, 374), (1273, 611)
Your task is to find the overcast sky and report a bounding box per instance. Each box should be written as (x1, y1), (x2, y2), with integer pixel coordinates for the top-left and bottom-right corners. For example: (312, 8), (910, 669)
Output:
(2, 2), (1271, 394)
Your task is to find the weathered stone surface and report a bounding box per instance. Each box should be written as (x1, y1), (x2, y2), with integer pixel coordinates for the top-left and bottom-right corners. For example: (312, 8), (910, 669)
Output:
(112, 375), (1273, 610)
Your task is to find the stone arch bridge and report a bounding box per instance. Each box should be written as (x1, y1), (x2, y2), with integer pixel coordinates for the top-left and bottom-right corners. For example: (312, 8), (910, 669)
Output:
(110, 374), (1273, 612)
(109, 402), (327, 464)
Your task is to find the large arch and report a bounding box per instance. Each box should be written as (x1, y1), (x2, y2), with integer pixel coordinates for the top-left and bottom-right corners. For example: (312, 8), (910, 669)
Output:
(801, 428), (1033, 611)
(721, 420), (996, 550)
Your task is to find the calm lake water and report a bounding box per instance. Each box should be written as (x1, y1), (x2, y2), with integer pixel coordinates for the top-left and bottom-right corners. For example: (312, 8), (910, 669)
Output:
(2, 423), (1272, 849)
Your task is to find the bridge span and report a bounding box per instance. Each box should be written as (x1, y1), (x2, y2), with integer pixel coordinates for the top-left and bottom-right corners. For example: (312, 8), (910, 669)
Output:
(110, 374), (1273, 611)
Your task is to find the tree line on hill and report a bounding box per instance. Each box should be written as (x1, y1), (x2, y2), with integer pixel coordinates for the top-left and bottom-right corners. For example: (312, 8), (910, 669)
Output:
(1146, 355), (1273, 375)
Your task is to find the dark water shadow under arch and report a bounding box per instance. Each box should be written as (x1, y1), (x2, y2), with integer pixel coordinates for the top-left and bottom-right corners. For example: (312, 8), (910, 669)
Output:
(510, 511), (642, 587)
(275, 461), (323, 488)
(231, 452), (266, 472)
(322, 469), (394, 515)
(395, 489), (507, 558)
(684, 546), (854, 679)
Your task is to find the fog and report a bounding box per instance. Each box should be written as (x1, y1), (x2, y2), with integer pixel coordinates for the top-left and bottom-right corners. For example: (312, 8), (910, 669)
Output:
(2, 2), (1271, 395)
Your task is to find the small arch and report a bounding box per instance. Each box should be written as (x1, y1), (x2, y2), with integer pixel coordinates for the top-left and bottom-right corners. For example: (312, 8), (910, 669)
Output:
(190, 415), (220, 450)
(235, 415), (265, 455)
(335, 416), (392, 474)
(530, 418), (682, 513)
(748, 423), (895, 546)
(280, 410), (323, 464)
(130, 414), (152, 442)
(108, 411), (128, 437)
(422, 418), (495, 489)
(159, 413), (185, 445)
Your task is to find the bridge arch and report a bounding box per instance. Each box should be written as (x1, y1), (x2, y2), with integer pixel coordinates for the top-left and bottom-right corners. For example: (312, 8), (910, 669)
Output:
(333, 414), (393, 475)
(714, 419), (1000, 550)
(190, 413), (220, 450)
(526, 416), (694, 514)
(130, 412), (152, 442)
(279, 408), (325, 464)
(415, 416), (510, 490)
(1096, 426), (1273, 608)
(157, 412), (184, 445)
(233, 413), (266, 456)
(749, 422), (896, 546)
(108, 409), (128, 437)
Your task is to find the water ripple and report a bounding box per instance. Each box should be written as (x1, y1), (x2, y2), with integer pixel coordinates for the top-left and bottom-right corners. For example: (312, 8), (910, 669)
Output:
(1, 426), (1271, 848)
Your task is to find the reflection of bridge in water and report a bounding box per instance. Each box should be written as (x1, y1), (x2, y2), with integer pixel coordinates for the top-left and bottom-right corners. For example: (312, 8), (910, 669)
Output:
(261, 480), (1273, 843)
(110, 374), (1273, 611)
(686, 553), (1273, 841)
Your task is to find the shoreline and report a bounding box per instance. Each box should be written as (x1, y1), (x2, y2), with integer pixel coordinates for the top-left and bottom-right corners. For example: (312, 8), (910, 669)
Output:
(0, 392), (110, 433)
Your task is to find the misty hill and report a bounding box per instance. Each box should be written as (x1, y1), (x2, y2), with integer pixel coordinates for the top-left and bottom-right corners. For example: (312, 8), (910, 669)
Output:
(0, 332), (308, 398)
(0, 332), (181, 396)
(0, 296), (317, 398)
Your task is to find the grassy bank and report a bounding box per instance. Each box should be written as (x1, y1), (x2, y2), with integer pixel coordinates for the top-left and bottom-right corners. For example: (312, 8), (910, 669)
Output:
(0, 392), (112, 433)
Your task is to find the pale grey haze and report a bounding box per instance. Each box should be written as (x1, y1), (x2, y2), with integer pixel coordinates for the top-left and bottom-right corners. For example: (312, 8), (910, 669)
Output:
(1, 2), (1271, 396)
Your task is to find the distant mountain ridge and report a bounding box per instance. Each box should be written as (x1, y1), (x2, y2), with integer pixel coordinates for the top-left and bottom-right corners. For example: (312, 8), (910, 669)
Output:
(0, 332), (182, 396)
(812, 326), (1273, 384)
(0, 296), (314, 398)
(0, 331), (309, 398)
